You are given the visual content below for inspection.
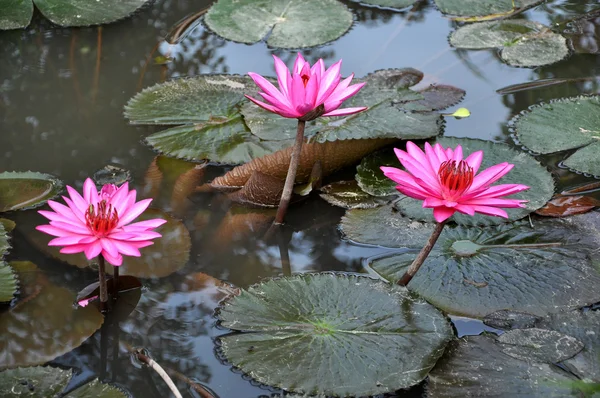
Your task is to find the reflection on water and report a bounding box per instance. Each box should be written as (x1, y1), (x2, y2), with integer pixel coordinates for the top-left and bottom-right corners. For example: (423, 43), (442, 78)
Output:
(1, 0), (599, 397)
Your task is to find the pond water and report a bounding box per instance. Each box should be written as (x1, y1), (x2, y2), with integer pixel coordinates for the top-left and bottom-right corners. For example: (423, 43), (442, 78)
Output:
(1, 0), (599, 397)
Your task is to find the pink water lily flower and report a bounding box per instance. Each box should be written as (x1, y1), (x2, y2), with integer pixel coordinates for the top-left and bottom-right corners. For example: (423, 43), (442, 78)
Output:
(381, 142), (530, 223)
(37, 178), (167, 266)
(245, 53), (367, 120)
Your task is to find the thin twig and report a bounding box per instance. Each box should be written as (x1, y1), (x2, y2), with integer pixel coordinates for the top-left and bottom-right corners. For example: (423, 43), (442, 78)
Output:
(134, 350), (183, 398)
(113, 265), (119, 300)
(98, 255), (108, 312)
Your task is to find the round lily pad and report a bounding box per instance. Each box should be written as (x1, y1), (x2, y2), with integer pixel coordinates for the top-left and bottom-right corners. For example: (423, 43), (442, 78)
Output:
(204, 0), (353, 49)
(434, 0), (542, 18)
(0, 261), (16, 303)
(449, 20), (569, 67)
(28, 208), (190, 278)
(427, 334), (580, 397)
(0, 171), (63, 212)
(218, 273), (453, 396)
(0, 0), (33, 29)
(0, 366), (128, 397)
(0, 268), (104, 369)
(355, 0), (418, 9)
(33, 0), (149, 27)
(497, 328), (584, 364)
(341, 206), (600, 318)
(390, 137), (554, 226)
(511, 95), (600, 177)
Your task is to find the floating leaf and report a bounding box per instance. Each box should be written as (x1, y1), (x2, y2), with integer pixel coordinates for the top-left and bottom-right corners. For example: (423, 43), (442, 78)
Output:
(204, 0), (353, 48)
(0, 366), (128, 397)
(241, 68), (450, 144)
(341, 206), (600, 318)
(0, 223), (15, 303)
(435, 0), (543, 19)
(412, 84), (466, 111)
(218, 273), (453, 397)
(0, 171), (63, 212)
(0, 218), (16, 233)
(356, 0), (418, 8)
(540, 311), (600, 382)
(0, 0), (33, 30)
(210, 138), (395, 190)
(93, 165), (131, 186)
(0, 264), (104, 369)
(497, 328), (584, 364)
(227, 171), (285, 207)
(319, 181), (391, 209)
(511, 95), (600, 176)
(483, 310), (542, 330)
(10, 261), (45, 306)
(564, 10), (600, 54)
(28, 208), (190, 278)
(392, 137), (554, 225)
(33, 0), (149, 27)
(355, 147), (399, 197)
(427, 334), (580, 397)
(535, 195), (600, 217)
(450, 20), (570, 67)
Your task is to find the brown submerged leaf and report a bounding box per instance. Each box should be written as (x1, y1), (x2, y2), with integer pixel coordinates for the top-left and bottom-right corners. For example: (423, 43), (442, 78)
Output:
(535, 195), (600, 217)
(210, 138), (396, 191)
(227, 171), (285, 208)
(210, 207), (275, 250)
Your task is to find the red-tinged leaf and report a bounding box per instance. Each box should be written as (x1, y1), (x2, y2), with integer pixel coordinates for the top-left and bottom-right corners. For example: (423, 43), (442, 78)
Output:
(535, 195), (600, 217)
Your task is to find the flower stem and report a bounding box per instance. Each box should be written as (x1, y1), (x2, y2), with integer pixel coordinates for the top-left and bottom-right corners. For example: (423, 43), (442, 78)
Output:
(98, 255), (108, 312)
(398, 221), (446, 286)
(113, 265), (119, 300)
(274, 119), (306, 224)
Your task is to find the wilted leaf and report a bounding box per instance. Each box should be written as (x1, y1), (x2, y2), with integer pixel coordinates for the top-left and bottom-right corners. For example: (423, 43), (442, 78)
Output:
(535, 195), (600, 217)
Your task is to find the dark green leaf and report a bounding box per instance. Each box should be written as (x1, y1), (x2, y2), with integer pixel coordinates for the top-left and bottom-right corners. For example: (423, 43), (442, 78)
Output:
(218, 273), (453, 396)
(341, 206), (600, 317)
(0, 0), (33, 30)
(435, 0), (542, 18)
(355, 147), (401, 197)
(33, 0), (149, 27)
(319, 180), (391, 209)
(511, 95), (600, 176)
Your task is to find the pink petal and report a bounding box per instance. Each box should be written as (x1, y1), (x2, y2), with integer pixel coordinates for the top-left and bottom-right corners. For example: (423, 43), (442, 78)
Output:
(293, 53), (306, 74)
(433, 143), (449, 164)
(245, 95), (298, 118)
(454, 204), (476, 216)
(323, 81), (365, 108)
(113, 240), (142, 257)
(462, 198), (527, 208)
(39, 210), (81, 226)
(394, 148), (441, 195)
(60, 244), (88, 254)
(433, 207), (456, 222)
(471, 205), (509, 218)
(109, 230), (162, 241)
(424, 143), (443, 175)
(465, 183), (529, 200)
(395, 185), (430, 200)
(67, 185), (89, 214)
(117, 198), (153, 227)
(290, 73), (308, 113)
(100, 238), (119, 258)
(310, 58), (325, 80)
(469, 163), (513, 192)
(84, 241), (102, 259)
(49, 221), (91, 235)
(273, 55), (292, 97)
(316, 60), (342, 105)
(102, 251), (123, 266)
(464, 150), (483, 173)
(124, 219), (167, 230)
(322, 106), (367, 117)
(423, 197), (445, 208)
(380, 166), (439, 198)
(248, 72), (291, 109)
(304, 71), (319, 108)
(36, 224), (71, 237)
(405, 142), (441, 190)
(62, 197), (86, 224)
(451, 145), (463, 162)
(83, 178), (97, 204)
(48, 235), (89, 246)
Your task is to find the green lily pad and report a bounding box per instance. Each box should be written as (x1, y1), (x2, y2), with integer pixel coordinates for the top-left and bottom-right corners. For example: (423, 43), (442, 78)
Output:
(427, 334), (580, 397)
(540, 311), (600, 382)
(0, 264), (104, 370)
(28, 208), (190, 278)
(10, 261), (46, 306)
(241, 68), (450, 144)
(0, 366), (128, 397)
(0, 0), (33, 29)
(319, 180), (391, 209)
(385, 137), (554, 225)
(218, 273), (453, 396)
(449, 20), (570, 67)
(0, 0), (148, 30)
(353, 0), (417, 9)
(0, 171), (63, 212)
(497, 328), (584, 364)
(511, 95), (600, 177)
(204, 0), (353, 48)
(355, 147), (400, 197)
(434, 0), (542, 18)
(0, 223), (15, 303)
(0, 218), (16, 233)
(341, 206), (600, 318)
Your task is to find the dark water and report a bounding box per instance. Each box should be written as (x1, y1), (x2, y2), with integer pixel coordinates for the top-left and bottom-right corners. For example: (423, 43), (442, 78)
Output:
(1, 0), (599, 397)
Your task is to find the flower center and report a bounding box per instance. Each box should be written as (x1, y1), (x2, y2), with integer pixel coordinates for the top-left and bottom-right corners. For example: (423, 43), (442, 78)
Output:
(85, 200), (118, 236)
(301, 73), (310, 87)
(438, 160), (474, 200)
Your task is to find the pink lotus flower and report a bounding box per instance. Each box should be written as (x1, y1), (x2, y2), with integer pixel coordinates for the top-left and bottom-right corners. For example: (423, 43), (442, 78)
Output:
(381, 142), (530, 223)
(245, 53), (367, 120)
(37, 178), (167, 266)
